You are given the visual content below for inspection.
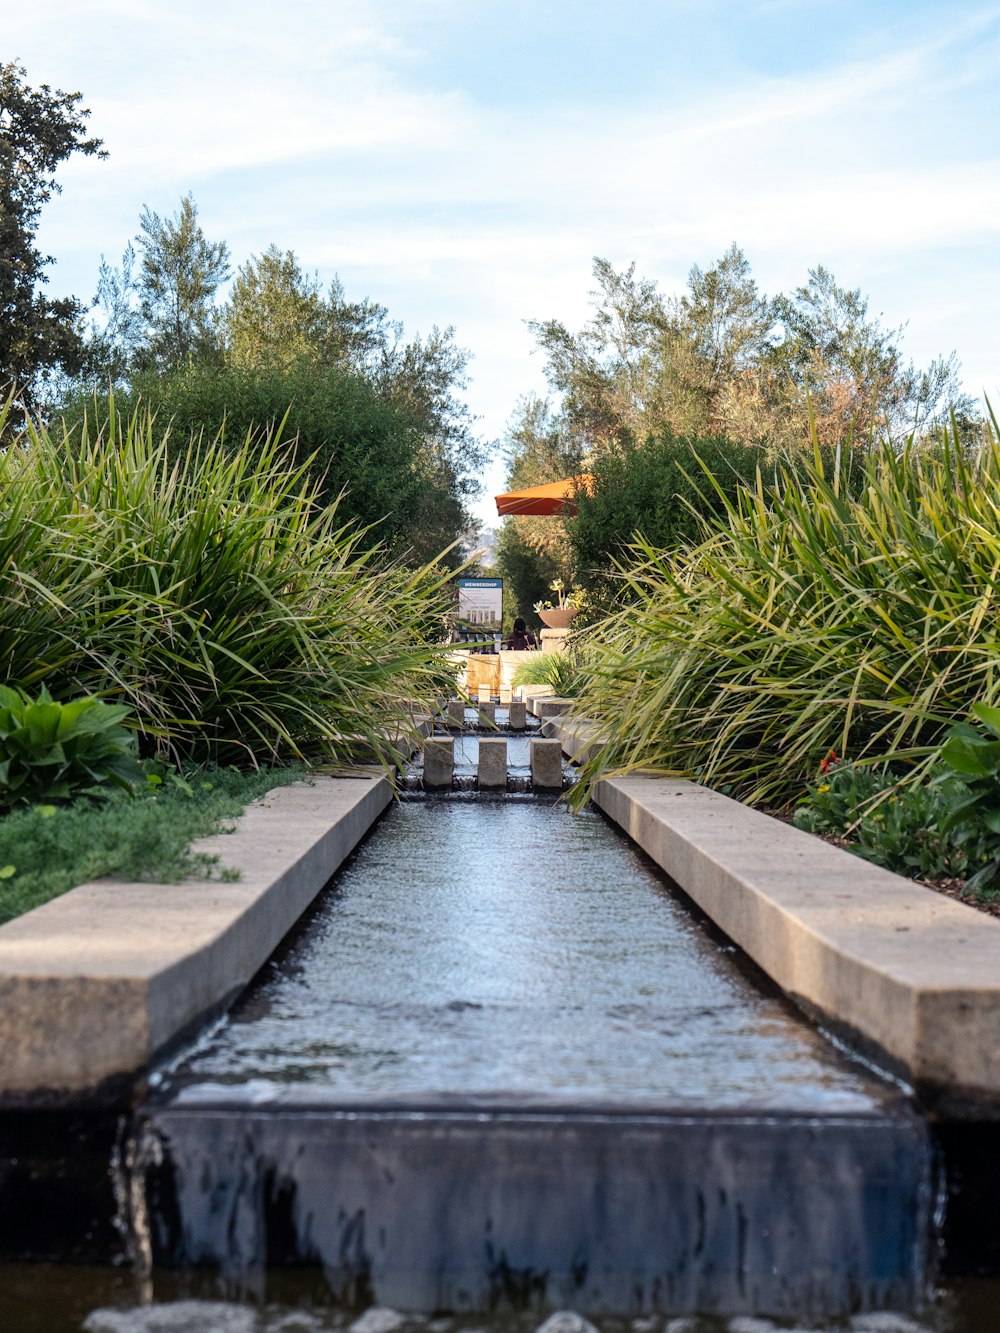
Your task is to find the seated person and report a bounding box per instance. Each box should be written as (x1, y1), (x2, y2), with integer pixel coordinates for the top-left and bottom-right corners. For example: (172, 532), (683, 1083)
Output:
(506, 617), (537, 650)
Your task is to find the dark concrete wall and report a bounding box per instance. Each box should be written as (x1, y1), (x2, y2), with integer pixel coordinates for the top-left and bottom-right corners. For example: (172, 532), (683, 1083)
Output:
(143, 1104), (932, 1318)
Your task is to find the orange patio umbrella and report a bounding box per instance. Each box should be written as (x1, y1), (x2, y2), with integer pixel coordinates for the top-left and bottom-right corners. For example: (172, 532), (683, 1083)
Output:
(494, 474), (594, 517)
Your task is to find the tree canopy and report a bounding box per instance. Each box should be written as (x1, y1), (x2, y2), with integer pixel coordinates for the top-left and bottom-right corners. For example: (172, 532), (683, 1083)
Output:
(135, 194), (230, 371)
(527, 247), (977, 457)
(499, 247), (980, 617)
(0, 60), (105, 408)
(68, 209), (487, 562)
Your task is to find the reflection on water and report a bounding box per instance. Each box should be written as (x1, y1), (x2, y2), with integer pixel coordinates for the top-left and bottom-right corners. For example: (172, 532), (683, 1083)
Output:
(451, 732), (535, 774)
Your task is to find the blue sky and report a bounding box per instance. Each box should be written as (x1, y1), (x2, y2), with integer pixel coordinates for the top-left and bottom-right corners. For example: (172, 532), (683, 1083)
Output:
(9, 0), (1000, 525)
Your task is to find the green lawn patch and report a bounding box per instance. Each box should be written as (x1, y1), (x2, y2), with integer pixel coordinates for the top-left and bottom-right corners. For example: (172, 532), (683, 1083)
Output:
(0, 763), (307, 925)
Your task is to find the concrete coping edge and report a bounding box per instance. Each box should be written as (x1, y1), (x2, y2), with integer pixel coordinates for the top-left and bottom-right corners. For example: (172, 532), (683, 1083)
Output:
(546, 717), (1000, 1116)
(0, 772), (393, 1103)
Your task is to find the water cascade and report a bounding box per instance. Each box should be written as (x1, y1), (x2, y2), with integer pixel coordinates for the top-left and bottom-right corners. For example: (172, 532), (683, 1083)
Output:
(5, 700), (997, 1330)
(122, 704), (932, 1321)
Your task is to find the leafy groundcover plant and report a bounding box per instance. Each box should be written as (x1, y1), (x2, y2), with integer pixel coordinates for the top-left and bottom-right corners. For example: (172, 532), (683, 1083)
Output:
(0, 685), (143, 809)
(936, 701), (1000, 892)
(793, 760), (969, 885)
(0, 762), (307, 925)
(792, 703), (1000, 898)
(569, 412), (1000, 810)
(0, 393), (453, 769)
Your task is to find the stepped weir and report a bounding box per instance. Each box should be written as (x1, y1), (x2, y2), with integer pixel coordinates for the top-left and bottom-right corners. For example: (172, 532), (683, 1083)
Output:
(124, 700), (932, 1322)
(2, 696), (995, 1330)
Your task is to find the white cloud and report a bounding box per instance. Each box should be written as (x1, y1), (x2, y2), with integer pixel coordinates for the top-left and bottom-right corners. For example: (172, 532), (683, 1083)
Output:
(12, 0), (1000, 526)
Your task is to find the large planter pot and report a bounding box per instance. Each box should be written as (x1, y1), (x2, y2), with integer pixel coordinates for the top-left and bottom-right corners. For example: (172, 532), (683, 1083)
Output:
(538, 606), (578, 630)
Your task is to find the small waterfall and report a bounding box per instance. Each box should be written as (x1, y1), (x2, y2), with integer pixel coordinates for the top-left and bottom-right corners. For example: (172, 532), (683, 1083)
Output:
(111, 1115), (163, 1284)
(403, 707), (575, 795)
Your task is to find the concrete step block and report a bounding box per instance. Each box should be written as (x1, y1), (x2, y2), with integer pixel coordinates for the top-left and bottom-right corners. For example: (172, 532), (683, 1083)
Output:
(476, 702), (496, 726)
(447, 699), (466, 728)
(516, 684), (555, 701)
(477, 737), (508, 789)
(508, 700), (527, 730)
(531, 737), (563, 790)
(535, 697), (573, 720)
(422, 738), (454, 789)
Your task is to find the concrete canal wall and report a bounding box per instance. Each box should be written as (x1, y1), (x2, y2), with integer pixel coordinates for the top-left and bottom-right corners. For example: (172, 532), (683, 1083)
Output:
(540, 707), (1000, 1118)
(0, 698), (998, 1115)
(0, 774), (392, 1102)
(0, 700), (974, 1306)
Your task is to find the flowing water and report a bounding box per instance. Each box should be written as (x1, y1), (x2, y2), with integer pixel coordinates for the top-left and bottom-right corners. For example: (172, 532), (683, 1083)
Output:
(156, 798), (894, 1111)
(0, 741), (998, 1327)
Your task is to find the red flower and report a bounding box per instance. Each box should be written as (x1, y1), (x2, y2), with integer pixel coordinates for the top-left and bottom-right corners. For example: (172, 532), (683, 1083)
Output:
(819, 749), (839, 775)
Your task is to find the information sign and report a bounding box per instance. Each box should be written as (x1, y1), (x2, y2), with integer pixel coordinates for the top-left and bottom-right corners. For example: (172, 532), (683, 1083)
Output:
(457, 577), (503, 630)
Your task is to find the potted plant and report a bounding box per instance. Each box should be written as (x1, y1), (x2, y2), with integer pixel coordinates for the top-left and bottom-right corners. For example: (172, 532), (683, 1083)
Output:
(534, 580), (584, 629)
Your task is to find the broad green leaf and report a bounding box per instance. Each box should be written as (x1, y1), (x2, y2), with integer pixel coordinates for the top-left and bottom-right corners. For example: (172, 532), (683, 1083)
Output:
(971, 701), (1000, 740)
(940, 736), (1000, 778)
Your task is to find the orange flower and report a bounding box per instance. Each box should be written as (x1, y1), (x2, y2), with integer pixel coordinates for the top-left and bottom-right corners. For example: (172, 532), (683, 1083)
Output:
(819, 749), (839, 775)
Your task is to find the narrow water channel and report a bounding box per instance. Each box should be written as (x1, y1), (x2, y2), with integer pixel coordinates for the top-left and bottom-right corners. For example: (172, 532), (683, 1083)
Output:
(127, 795), (926, 1322)
(2, 775), (997, 1328)
(159, 798), (887, 1111)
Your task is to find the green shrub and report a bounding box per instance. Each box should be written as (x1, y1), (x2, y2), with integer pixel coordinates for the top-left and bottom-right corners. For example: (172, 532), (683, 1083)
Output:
(512, 649), (588, 697)
(793, 759), (967, 883)
(793, 758), (898, 837)
(0, 685), (144, 809)
(790, 700), (1000, 894)
(565, 432), (778, 608)
(936, 702), (1000, 893)
(570, 412), (1000, 808)
(59, 360), (467, 563)
(0, 394), (453, 767)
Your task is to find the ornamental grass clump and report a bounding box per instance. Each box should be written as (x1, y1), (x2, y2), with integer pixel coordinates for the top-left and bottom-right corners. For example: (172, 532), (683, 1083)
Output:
(0, 395), (452, 766)
(512, 644), (592, 698)
(571, 411), (1000, 808)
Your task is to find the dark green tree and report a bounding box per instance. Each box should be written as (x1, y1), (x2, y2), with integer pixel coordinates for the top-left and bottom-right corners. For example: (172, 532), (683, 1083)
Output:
(135, 193), (230, 370)
(0, 60), (105, 408)
(68, 213), (488, 560)
(59, 358), (467, 564)
(565, 431), (773, 609)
